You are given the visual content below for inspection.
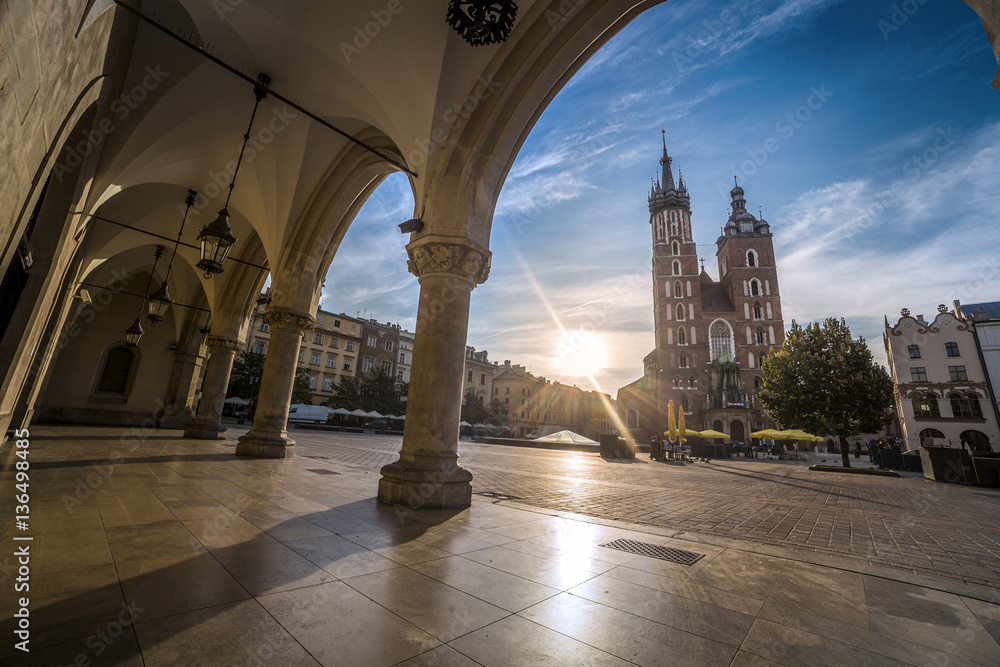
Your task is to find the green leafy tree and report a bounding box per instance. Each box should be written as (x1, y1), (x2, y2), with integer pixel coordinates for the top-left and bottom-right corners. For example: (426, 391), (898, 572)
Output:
(461, 391), (489, 425)
(291, 368), (315, 404)
(360, 367), (403, 415)
(487, 398), (508, 426)
(760, 318), (894, 468)
(227, 351), (266, 399)
(329, 376), (361, 409)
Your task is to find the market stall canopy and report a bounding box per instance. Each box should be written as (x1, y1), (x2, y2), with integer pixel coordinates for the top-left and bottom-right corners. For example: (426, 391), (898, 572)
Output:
(779, 429), (823, 441)
(224, 397), (250, 405)
(535, 430), (598, 445)
(349, 409), (368, 417)
(697, 430), (730, 439)
(750, 429), (783, 439)
(460, 421), (472, 427)
(367, 411), (385, 419)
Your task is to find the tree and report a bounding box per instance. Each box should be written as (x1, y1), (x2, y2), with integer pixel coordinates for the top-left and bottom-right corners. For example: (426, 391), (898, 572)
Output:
(329, 376), (360, 409)
(359, 367), (404, 415)
(227, 351), (266, 399)
(291, 368), (314, 404)
(461, 391), (488, 425)
(760, 318), (894, 468)
(487, 398), (508, 426)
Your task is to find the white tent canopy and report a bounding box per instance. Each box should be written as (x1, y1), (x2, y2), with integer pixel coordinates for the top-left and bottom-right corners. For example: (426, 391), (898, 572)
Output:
(368, 411), (385, 419)
(349, 409), (368, 417)
(331, 408), (352, 415)
(224, 397), (250, 405)
(534, 430), (598, 445)
(460, 421), (473, 427)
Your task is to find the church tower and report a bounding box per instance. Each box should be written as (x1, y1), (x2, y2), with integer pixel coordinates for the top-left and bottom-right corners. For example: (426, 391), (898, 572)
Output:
(649, 131), (703, 418)
(716, 178), (785, 399)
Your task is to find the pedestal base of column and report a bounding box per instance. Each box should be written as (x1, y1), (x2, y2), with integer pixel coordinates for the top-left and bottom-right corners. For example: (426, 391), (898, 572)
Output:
(183, 419), (227, 440)
(377, 451), (473, 510)
(235, 430), (295, 459)
(159, 406), (194, 430)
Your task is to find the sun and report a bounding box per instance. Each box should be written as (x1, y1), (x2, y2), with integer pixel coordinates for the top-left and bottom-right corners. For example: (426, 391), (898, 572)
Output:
(555, 329), (609, 378)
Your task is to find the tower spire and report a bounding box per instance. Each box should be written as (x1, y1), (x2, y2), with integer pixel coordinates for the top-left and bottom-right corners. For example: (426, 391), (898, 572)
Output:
(659, 129), (676, 191)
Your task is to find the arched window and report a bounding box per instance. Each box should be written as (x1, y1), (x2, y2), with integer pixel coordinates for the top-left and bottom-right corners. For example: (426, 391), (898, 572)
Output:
(672, 260), (681, 275)
(679, 355), (688, 368)
(96, 345), (136, 395)
(678, 326), (687, 345)
(919, 428), (945, 446)
(671, 241), (680, 256)
(670, 211), (676, 222)
(749, 279), (761, 297)
(913, 394), (940, 418)
(754, 376), (761, 389)
(950, 393), (982, 418)
(753, 302), (763, 320)
(710, 320), (734, 361)
(748, 352), (756, 368)
(672, 377), (681, 389)
(756, 328), (766, 345)
(674, 281), (682, 298)
(687, 376), (696, 388)
(676, 304), (686, 321)
(626, 409), (639, 427)
(681, 396), (689, 412)
(747, 250), (758, 267)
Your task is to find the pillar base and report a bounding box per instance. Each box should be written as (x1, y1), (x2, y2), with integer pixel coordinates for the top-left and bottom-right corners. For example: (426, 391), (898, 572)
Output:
(235, 430), (295, 459)
(377, 451), (473, 510)
(184, 419), (227, 440)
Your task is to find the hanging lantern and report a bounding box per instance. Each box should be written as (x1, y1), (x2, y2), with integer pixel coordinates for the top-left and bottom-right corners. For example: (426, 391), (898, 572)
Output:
(196, 208), (237, 278)
(446, 0), (518, 47)
(125, 316), (144, 347)
(147, 280), (173, 324)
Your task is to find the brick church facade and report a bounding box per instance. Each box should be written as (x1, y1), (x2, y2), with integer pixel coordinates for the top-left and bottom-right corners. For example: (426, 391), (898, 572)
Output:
(618, 135), (786, 443)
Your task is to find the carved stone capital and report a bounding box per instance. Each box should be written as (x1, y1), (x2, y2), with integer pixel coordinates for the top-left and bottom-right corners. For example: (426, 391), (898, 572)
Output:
(406, 242), (491, 285)
(262, 308), (316, 332)
(204, 336), (243, 353)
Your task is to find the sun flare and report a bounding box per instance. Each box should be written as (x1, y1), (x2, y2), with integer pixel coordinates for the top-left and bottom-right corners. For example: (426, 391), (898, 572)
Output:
(555, 329), (609, 378)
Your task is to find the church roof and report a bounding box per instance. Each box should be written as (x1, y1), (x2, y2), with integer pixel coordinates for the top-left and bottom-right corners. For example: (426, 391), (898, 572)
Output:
(701, 283), (736, 312)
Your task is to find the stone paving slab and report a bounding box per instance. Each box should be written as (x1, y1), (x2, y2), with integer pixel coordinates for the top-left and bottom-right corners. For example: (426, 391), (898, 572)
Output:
(0, 425), (998, 666)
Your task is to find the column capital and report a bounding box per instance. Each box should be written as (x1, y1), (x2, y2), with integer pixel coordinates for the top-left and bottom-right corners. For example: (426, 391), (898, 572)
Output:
(204, 336), (243, 352)
(262, 308), (316, 332)
(406, 239), (491, 286)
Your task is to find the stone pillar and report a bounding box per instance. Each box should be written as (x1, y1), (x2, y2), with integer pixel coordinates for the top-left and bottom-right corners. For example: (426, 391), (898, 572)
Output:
(378, 240), (491, 509)
(184, 337), (242, 439)
(235, 309), (314, 458)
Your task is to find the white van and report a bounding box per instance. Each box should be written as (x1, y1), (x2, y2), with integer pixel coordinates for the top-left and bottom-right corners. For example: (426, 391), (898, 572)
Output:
(287, 404), (332, 424)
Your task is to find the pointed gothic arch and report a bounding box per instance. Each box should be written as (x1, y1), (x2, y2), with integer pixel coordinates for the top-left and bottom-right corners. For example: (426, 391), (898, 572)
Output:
(710, 319), (734, 361)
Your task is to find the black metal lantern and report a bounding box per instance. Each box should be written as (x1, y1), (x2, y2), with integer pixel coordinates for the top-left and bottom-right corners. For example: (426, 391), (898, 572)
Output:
(195, 73), (271, 279)
(149, 190), (195, 323)
(147, 280), (172, 324)
(125, 316), (144, 348)
(446, 0), (518, 47)
(196, 208), (237, 278)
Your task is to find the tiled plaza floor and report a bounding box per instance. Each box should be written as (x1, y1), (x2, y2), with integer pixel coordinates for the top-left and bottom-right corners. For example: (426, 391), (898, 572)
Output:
(0, 425), (998, 666)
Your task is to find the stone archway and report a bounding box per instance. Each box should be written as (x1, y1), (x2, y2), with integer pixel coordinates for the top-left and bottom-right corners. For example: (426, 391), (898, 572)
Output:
(730, 420), (745, 443)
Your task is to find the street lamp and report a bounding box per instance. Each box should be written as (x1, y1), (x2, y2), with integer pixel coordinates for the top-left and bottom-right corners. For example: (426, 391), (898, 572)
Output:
(196, 73), (271, 278)
(148, 190), (197, 324)
(124, 245), (164, 347)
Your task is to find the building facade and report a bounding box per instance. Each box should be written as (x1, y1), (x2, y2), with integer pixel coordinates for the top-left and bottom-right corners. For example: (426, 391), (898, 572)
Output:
(491, 360), (616, 439)
(462, 347), (494, 405)
(954, 300), (1000, 429)
(618, 137), (785, 442)
(884, 305), (999, 452)
(242, 296), (363, 405)
(397, 330), (415, 385)
(358, 320), (401, 381)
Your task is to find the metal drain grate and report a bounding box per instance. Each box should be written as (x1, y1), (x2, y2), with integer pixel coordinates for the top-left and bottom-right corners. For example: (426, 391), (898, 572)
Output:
(599, 538), (704, 565)
(475, 491), (524, 501)
(305, 468), (341, 475)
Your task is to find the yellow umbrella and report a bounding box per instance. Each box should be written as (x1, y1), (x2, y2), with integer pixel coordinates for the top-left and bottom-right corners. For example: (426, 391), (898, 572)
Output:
(698, 429), (730, 439)
(666, 400), (676, 440)
(750, 429), (782, 439)
(779, 429), (821, 441)
(678, 409), (687, 444)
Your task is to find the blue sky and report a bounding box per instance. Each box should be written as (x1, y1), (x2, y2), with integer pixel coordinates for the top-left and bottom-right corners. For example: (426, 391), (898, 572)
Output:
(323, 0), (1000, 395)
